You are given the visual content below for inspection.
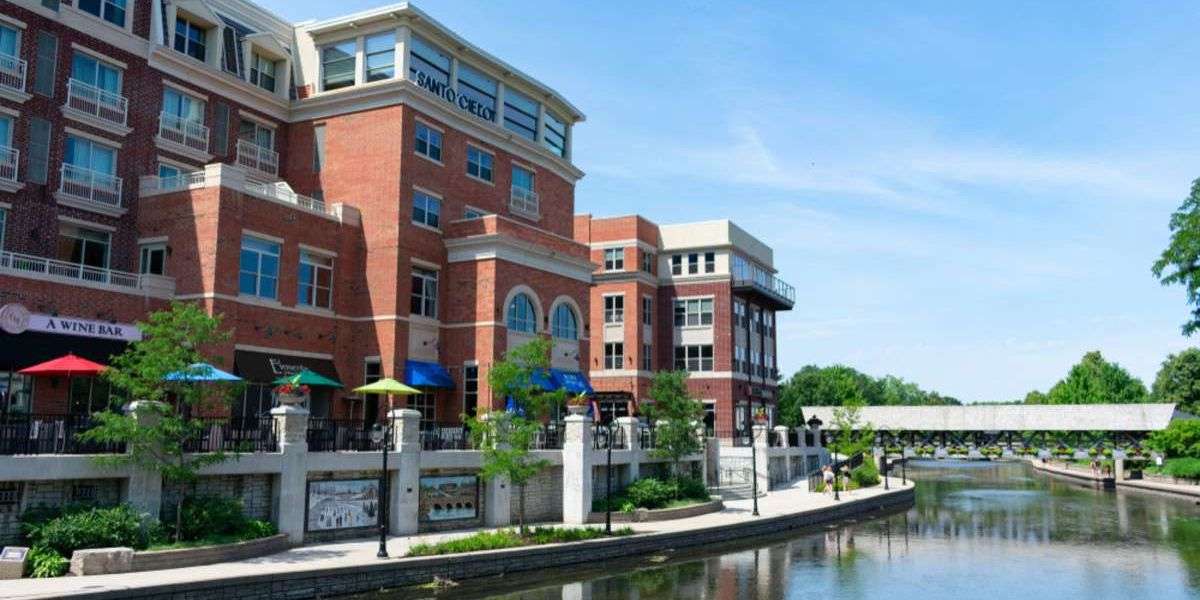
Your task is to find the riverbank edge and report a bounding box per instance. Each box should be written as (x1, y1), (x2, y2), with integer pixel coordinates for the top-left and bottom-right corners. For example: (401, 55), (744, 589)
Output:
(1029, 459), (1115, 488)
(1029, 458), (1200, 498)
(44, 485), (915, 600)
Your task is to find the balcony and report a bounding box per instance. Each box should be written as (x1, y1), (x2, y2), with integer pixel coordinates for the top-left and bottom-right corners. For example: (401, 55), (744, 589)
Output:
(157, 112), (210, 157)
(0, 250), (175, 298)
(236, 139), (279, 177)
(244, 180), (328, 215)
(0, 146), (18, 191)
(0, 52), (28, 100)
(63, 79), (129, 133)
(510, 185), (540, 218)
(57, 164), (124, 215)
(732, 271), (796, 310)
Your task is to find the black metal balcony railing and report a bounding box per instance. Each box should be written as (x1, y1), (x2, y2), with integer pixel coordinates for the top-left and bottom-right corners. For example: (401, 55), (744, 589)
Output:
(306, 418), (378, 452)
(638, 425), (657, 450)
(182, 417), (277, 453)
(732, 271), (796, 308)
(788, 429), (800, 447)
(420, 422), (472, 451)
(0, 414), (124, 455)
(592, 423), (627, 450)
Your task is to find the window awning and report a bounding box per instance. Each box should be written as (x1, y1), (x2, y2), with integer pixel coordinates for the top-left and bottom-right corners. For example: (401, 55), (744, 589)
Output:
(405, 360), (454, 389)
(233, 350), (341, 386)
(551, 369), (593, 395)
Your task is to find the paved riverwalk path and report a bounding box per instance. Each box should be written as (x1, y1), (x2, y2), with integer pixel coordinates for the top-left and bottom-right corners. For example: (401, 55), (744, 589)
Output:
(5, 478), (912, 599)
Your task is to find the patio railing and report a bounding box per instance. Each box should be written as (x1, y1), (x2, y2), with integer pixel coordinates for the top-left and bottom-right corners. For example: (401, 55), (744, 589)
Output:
(592, 423), (627, 450)
(306, 418), (378, 452)
(0, 414), (124, 455)
(183, 417), (277, 453)
(420, 422), (472, 451)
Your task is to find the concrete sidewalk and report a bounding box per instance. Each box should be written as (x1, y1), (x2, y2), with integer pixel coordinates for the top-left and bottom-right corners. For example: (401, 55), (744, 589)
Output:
(3, 478), (910, 599)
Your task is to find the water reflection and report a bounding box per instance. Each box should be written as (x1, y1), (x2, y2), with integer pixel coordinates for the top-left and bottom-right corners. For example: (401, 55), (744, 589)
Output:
(377, 460), (1200, 599)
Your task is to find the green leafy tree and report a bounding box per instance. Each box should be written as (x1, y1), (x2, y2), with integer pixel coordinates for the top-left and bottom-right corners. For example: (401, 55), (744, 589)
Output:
(467, 337), (566, 535)
(79, 302), (241, 540)
(1153, 178), (1200, 335)
(1023, 390), (1049, 404)
(1044, 351), (1148, 405)
(1146, 419), (1200, 459)
(1153, 348), (1200, 415)
(828, 398), (874, 458)
(777, 365), (959, 424)
(642, 371), (704, 483)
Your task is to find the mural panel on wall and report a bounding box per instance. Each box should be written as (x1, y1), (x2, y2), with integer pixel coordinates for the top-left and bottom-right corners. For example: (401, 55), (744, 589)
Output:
(419, 475), (479, 522)
(306, 479), (380, 531)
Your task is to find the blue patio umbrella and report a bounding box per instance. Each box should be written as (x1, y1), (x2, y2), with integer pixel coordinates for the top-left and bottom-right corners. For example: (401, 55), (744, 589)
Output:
(504, 396), (527, 417)
(164, 362), (242, 383)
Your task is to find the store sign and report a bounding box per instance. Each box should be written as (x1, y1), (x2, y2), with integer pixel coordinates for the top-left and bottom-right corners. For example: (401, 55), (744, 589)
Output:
(268, 357), (307, 377)
(419, 475), (479, 522)
(0, 304), (141, 341)
(412, 70), (496, 122)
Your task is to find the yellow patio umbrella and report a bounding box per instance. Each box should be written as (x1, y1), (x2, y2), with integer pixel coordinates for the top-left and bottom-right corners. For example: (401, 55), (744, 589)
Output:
(351, 377), (420, 558)
(352, 378), (421, 414)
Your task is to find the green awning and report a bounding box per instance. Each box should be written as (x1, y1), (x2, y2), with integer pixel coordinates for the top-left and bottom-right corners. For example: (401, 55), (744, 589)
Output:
(273, 368), (342, 388)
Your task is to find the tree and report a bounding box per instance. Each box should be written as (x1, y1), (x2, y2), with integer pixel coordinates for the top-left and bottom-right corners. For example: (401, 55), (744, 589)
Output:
(466, 337), (566, 535)
(1044, 351), (1148, 405)
(1153, 177), (1200, 336)
(642, 371), (704, 483)
(1023, 390), (1049, 404)
(777, 364), (959, 425)
(828, 398), (874, 458)
(79, 302), (241, 540)
(1146, 419), (1200, 459)
(1153, 348), (1200, 415)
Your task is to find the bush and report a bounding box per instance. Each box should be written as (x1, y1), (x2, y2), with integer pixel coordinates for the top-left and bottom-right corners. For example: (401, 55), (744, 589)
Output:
(1163, 457), (1200, 480)
(851, 461), (881, 487)
(238, 519), (278, 540)
(25, 545), (68, 578)
(28, 505), (152, 557)
(178, 495), (248, 541)
(407, 526), (633, 557)
(1147, 420), (1200, 459)
(593, 476), (711, 512)
(624, 478), (676, 510)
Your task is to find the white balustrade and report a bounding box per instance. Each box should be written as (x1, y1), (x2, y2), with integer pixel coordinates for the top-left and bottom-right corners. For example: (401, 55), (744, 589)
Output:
(65, 79), (128, 127)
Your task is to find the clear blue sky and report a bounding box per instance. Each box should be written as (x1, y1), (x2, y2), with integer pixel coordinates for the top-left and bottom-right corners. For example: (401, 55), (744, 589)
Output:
(265, 0), (1200, 402)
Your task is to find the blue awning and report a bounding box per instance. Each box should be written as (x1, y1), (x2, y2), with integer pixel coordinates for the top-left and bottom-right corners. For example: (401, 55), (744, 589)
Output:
(405, 360), (454, 389)
(551, 369), (593, 395)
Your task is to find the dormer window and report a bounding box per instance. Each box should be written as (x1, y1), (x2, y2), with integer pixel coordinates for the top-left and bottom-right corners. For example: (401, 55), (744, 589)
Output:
(78, 0), (127, 28)
(220, 17), (253, 77)
(174, 17), (207, 62)
(320, 40), (355, 91)
(250, 52), (276, 92)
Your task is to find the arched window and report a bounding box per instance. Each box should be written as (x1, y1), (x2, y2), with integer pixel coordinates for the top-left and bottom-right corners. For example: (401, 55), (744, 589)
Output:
(506, 293), (537, 333)
(551, 303), (578, 340)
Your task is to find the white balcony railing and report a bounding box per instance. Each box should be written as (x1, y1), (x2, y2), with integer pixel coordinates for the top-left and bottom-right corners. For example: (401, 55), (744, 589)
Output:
(236, 139), (278, 177)
(0, 52), (26, 94)
(58, 164), (122, 209)
(0, 250), (175, 297)
(139, 170), (206, 195)
(244, 180), (328, 215)
(510, 186), (540, 216)
(0, 146), (17, 183)
(65, 79), (128, 128)
(158, 112), (209, 153)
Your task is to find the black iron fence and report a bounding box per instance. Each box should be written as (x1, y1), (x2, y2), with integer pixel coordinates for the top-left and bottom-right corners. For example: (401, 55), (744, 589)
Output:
(768, 429), (781, 447)
(531, 422), (564, 450)
(592, 423), (627, 450)
(183, 417), (278, 453)
(638, 425), (657, 450)
(420, 422), (472, 450)
(788, 429), (800, 447)
(306, 418), (379, 452)
(0, 413), (124, 455)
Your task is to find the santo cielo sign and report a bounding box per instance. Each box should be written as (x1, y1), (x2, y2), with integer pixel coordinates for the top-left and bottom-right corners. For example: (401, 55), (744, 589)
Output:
(0, 303), (142, 342)
(412, 70), (496, 122)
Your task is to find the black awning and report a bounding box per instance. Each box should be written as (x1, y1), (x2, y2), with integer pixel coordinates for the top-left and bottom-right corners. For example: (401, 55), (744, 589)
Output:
(233, 350), (341, 385)
(0, 332), (129, 371)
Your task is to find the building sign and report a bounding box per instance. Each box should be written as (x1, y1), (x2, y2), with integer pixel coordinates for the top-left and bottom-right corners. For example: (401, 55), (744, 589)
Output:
(268, 357), (307, 377)
(419, 474), (479, 522)
(306, 479), (381, 532)
(0, 304), (141, 341)
(412, 70), (495, 122)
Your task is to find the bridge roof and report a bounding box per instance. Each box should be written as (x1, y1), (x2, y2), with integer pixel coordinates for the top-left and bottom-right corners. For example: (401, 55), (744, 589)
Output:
(800, 404), (1187, 431)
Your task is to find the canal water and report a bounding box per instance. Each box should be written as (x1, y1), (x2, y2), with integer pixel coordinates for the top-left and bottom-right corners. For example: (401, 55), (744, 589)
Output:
(378, 460), (1200, 599)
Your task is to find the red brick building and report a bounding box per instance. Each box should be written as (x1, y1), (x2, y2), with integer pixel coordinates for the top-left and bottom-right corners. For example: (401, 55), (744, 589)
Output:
(573, 215), (794, 435)
(0, 0), (592, 428)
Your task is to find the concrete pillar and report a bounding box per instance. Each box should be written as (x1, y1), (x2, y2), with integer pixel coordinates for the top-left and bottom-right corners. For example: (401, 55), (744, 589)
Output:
(752, 424), (769, 495)
(271, 404), (309, 544)
(480, 413), (511, 527)
(774, 426), (790, 448)
(389, 409), (422, 535)
(1114, 457), (1125, 482)
(123, 401), (163, 518)
(694, 421), (707, 482)
(562, 411), (593, 525)
(616, 416), (639, 486)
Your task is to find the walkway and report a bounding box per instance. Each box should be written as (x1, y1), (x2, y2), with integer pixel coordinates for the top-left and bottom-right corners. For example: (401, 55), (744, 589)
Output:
(4, 479), (911, 599)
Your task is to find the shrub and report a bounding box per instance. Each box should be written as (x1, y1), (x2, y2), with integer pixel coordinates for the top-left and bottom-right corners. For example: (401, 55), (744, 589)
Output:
(851, 461), (881, 488)
(29, 505), (152, 557)
(624, 478), (675, 510)
(25, 545), (68, 578)
(1163, 457), (1200, 480)
(593, 476), (710, 512)
(407, 526), (633, 556)
(178, 495), (249, 541)
(238, 519), (278, 540)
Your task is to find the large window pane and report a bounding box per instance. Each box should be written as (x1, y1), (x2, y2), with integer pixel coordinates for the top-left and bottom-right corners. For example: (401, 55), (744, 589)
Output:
(503, 87), (539, 141)
(456, 62), (497, 122)
(321, 40), (356, 91)
(408, 35), (450, 86)
(364, 31), (395, 82)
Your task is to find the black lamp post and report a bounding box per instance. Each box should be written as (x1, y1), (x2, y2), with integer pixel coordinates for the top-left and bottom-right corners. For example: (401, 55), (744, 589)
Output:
(883, 453), (890, 490)
(371, 420), (390, 558)
(750, 432), (760, 517)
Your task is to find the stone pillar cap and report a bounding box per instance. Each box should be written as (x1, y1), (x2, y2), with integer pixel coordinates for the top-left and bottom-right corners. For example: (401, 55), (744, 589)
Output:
(270, 405), (310, 416)
(388, 408), (422, 419)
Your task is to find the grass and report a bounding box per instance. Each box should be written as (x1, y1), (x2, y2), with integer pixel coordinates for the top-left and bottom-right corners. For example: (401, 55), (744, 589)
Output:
(145, 532), (272, 551)
(406, 526), (634, 557)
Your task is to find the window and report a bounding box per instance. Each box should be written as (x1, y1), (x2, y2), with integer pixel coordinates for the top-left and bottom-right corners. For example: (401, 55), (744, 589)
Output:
(410, 392), (435, 424)
(69, 376), (110, 415)
(551, 303), (578, 340)
(503, 87), (539, 141)
(64, 135), (116, 175)
(410, 267), (438, 318)
(162, 87), (204, 122)
(57, 224), (110, 269)
(673, 298), (714, 327)
(312, 124), (325, 172)
(0, 208), (6, 251)
(71, 51), (121, 94)
(414, 122), (442, 161)
(687, 253), (699, 274)
(412, 190), (441, 229)
(704, 251), (716, 273)
(604, 248), (624, 271)
(321, 39), (356, 91)
(734, 346), (747, 374)
(764, 311), (774, 335)
(506, 293), (537, 333)
(641, 252), (653, 274)
(641, 343), (652, 371)
(765, 351), (775, 376)
(364, 31), (395, 82)
(0, 371), (32, 414)
(641, 296), (652, 326)
(220, 17), (251, 76)
(752, 307), (762, 334)
(238, 235), (279, 299)
(543, 109), (567, 157)
(604, 295), (624, 324)
(0, 115), (11, 148)
(77, 0), (126, 27)
(463, 364), (478, 416)
(466, 146), (493, 182)
(671, 254), (682, 276)
(174, 17), (207, 62)
(32, 32), (57, 98)
(734, 301), (747, 328)
(0, 24), (18, 59)
(511, 165), (537, 214)
(249, 52), (276, 92)
(464, 207), (486, 219)
(238, 119), (274, 150)
(604, 343), (624, 370)
(456, 62), (497, 122)
(408, 35), (450, 87)
(26, 118), (49, 184)
(674, 345), (714, 372)
(139, 243), (166, 276)
(298, 250), (333, 309)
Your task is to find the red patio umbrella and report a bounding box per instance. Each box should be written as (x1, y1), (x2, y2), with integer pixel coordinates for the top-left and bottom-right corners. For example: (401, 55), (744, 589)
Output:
(19, 353), (107, 377)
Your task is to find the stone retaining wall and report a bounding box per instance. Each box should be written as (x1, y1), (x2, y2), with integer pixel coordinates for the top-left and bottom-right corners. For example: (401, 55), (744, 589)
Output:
(132, 535), (290, 573)
(586, 498), (723, 523)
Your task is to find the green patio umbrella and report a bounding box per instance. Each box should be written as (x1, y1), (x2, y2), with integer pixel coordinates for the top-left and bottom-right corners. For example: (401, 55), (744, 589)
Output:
(273, 368), (343, 388)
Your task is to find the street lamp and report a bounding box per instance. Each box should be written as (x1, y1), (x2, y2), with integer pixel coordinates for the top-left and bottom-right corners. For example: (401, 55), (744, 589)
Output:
(750, 436), (760, 517)
(370, 421), (390, 558)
